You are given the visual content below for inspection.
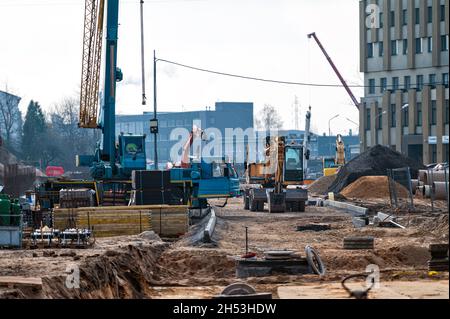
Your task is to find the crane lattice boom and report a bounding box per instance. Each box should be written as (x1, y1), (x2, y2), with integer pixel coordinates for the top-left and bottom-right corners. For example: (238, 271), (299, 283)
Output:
(79, 0), (105, 128)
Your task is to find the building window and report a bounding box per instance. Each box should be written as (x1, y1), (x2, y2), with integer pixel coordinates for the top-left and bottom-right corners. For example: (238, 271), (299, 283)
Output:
(417, 102), (422, 126)
(441, 5), (446, 22)
(369, 79), (376, 94)
(403, 39), (408, 54)
(404, 76), (411, 91)
(366, 109), (371, 130)
(379, 12), (384, 28)
(415, 38), (423, 54)
(391, 40), (398, 56)
(380, 78), (387, 93)
(402, 9), (408, 25)
(377, 107), (383, 129)
(427, 6), (433, 23)
(431, 145), (437, 163)
(415, 8), (420, 24)
(445, 100), (449, 124)
(427, 37), (433, 52)
(367, 43), (374, 58)
(429, 74), (436, 88)
(168, 120), (175, 127)
(441, 35), (449, 51)
(416, 75), (424, 91)
(431, 100), (437, 125)
(392, 77), (399, 91)
(402, 106), (409, 127)
(443, 73), (449, 88)
(390, 104), (396, 127)
(390, 11), (395, 27)
(379, 41), (384, 57)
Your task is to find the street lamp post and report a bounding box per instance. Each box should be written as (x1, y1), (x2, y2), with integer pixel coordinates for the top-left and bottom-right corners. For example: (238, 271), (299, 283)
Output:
(328, 114), (340, 136)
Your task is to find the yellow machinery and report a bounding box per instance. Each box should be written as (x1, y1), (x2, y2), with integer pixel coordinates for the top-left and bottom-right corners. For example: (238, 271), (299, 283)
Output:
(242, 136), (308, 213)
(323, 134), (345, 176)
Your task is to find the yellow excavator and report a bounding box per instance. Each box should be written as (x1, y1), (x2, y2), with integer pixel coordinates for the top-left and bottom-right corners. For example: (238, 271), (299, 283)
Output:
(323, 134), (345, 176)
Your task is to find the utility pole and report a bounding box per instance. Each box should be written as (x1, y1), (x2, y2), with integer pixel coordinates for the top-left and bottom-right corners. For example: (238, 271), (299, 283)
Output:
(153, 50), (158, 169)
(140, 0), (146, 106)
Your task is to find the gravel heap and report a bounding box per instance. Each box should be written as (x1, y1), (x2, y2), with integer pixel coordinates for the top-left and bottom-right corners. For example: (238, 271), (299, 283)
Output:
(328, 145), (423, 193)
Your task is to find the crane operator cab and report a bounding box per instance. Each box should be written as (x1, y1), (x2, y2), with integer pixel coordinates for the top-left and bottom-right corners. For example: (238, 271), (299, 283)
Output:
(117, 133), (147, 177)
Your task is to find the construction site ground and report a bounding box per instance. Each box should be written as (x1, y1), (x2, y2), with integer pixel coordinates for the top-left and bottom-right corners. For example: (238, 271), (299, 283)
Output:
(0, 198), (448, 299)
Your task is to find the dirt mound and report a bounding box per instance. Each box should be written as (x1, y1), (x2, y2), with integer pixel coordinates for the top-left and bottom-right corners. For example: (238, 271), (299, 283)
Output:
(153, 248), (235, 285)
(328, 145), (423, 193)
(308, 175), (336, 195)
(412, 214), (449, 240)
(340, 176), (409, 199)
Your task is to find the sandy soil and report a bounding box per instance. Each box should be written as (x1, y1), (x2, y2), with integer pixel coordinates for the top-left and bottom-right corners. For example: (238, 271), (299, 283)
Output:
(0, 197), (448, 299)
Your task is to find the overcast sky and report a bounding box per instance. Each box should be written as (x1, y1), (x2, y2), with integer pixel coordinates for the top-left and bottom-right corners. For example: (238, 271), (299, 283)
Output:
(0, 0), (362, 135)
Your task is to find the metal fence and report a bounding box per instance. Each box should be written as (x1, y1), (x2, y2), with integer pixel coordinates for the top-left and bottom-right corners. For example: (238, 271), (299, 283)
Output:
(387, 167), (414, 210)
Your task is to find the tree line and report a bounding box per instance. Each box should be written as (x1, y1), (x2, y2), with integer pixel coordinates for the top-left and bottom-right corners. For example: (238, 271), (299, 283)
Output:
(0, 87), (98, 173)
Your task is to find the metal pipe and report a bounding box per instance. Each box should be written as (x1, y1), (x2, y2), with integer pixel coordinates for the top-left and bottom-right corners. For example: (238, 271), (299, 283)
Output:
(153, 50), (158, 169)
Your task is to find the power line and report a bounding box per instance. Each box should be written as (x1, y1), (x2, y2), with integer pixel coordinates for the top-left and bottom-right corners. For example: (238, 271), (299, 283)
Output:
(157, 58), (449, 90)
(156, 58), (366, 88)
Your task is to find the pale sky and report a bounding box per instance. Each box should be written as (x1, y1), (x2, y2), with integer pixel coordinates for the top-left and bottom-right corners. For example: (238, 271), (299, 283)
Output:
(0, 0), (362, 135)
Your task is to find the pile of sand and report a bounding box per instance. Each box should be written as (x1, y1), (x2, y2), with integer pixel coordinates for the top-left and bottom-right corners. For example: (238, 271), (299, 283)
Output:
(308, 174), (336, 195)
(340, 176), (409, 199)
(328, 145), (423, 193)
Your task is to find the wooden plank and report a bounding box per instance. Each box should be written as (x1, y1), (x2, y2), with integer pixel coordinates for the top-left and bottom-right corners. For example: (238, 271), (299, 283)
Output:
(0, 276), (43, 289)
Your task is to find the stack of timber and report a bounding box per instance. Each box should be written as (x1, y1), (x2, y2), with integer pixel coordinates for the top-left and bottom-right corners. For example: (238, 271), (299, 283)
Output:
(52, 205), (188, 238)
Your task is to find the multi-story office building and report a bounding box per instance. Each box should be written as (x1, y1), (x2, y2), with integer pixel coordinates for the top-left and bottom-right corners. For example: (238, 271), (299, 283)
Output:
(359, 0), (449, 164)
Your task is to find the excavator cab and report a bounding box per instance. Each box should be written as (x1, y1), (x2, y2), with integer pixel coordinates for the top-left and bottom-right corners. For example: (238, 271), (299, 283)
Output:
(284, 145), (304, 183)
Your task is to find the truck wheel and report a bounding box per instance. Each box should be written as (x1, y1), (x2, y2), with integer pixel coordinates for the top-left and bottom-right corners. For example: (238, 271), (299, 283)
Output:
(256, 201), (264, 212)
(291, 201), (299, 212)
(249, 191), (257, 212)
(299, 201), (306, 212)
(244, 195), (250, 210)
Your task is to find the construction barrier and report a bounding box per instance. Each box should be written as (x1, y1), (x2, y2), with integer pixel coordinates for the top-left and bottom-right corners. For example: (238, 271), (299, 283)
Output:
(53, 205), (189, 238)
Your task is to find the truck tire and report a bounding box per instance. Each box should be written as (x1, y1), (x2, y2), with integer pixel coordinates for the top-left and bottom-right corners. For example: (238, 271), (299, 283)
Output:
(343, 236), (374, 250)
(256, 201), (264, 212)
(305, 245), (326, 276)
(290, 201), (299, 212)
(298, 201), (306, 212)
(244, 195), (250, 210)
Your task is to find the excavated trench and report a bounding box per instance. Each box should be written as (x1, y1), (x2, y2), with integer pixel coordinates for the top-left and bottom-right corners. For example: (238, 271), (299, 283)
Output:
(1, 242), (236, 299)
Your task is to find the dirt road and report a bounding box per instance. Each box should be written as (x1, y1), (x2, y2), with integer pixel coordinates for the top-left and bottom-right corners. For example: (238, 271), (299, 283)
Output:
(0, 198), (448, 299)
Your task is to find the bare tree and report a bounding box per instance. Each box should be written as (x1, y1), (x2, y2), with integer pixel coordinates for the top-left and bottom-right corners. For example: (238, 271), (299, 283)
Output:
(0, 84), (22, 152)
(47, 97), (98, 170)
(255, 104), (283, 131)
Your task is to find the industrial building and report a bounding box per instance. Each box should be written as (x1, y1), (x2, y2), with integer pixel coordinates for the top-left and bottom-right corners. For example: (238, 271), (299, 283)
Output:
(116, 102), (254, 168)
(359, 0), (449, 164)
